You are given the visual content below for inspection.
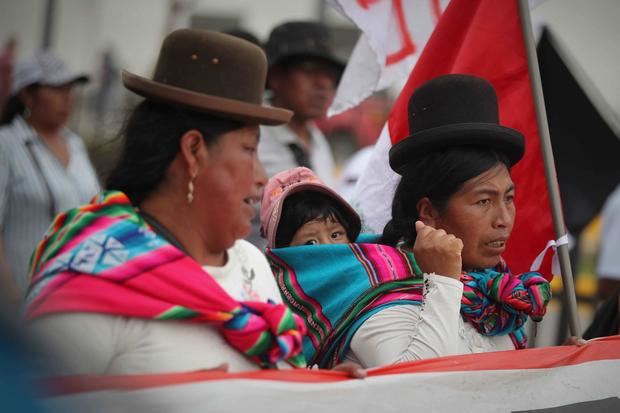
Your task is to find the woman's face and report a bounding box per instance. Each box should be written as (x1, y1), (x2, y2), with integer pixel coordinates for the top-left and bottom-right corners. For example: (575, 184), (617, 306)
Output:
(196, 124), (265, 251)
(430, 163), (515, 271)
(27, 84), (75, 129)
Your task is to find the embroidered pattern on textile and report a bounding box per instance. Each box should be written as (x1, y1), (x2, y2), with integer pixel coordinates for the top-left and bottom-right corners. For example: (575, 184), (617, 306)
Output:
(267, 243), (425, 368)
(266, 243), (551, 368)
(461, 260), (551, 349)
(25, 191), (306, 368)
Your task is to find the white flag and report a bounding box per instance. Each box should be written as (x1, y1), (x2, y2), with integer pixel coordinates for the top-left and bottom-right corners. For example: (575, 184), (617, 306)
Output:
(328, 0), (450, 116)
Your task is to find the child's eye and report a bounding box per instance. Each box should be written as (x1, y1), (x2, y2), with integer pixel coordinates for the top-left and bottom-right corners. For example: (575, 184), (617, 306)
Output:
(304, 239), (318, 245)
(331, 231), (344, 240)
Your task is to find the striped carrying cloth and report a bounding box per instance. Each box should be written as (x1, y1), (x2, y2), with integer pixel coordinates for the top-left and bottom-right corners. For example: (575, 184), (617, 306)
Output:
(266, 241), (551, 368)
(24, 191), (306, 368)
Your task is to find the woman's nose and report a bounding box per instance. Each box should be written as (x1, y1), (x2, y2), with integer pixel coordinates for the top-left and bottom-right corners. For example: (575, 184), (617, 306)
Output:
(494, 202), (514, 228)
(254, 157), (268, 189)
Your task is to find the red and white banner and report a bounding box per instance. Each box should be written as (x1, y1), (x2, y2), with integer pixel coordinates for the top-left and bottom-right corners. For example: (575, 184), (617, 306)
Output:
(328, 0), (449, 116)
(350, 0), (556, 277)
(39, 336), (620, 412)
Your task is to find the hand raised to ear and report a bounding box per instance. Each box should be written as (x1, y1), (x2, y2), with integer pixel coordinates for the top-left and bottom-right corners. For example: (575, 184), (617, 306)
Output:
(413, 221), (463, 279)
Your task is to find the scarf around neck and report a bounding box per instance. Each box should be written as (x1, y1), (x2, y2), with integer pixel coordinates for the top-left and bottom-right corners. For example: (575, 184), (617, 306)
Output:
(24, 191), (307, 369)
(266, 241), (551, 368)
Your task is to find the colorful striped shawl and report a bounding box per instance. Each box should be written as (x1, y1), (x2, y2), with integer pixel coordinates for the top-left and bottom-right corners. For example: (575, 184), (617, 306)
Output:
(24, 191), (306, 369)
(266, 242), (551, 368)
(267, 242), (424, 368)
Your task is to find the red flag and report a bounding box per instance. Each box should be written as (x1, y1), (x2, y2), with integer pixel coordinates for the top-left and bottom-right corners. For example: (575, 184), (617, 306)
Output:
(388, 0), (555, 278)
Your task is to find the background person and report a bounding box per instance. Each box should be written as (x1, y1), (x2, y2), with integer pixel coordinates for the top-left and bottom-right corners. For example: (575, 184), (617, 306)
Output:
(0, 37), (17, 114)
(583, 286), (620, 339)
(259, 21), (343, 187)
(596, 183), (620, 301)
(248, 21), (344, 248)
(0, 51), (99, 304)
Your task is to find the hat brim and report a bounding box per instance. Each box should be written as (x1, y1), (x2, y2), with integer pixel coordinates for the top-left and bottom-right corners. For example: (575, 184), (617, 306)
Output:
(52, 75), (90, 86)
(265, 182), (362, 249)
(271, 54), (345, 79)
(122, 70), (292, 125)
(274, 53), (344, 69)
(14, 74), (89, 94)
(44, 74), (90, 87)
(389, 123), (525, 173)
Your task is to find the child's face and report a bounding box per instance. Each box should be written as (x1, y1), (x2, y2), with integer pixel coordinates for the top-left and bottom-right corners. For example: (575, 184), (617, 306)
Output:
(289, 216), (350, 246)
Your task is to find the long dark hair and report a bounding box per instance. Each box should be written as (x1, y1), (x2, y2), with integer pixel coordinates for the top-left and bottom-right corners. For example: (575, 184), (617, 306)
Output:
(106, 100), (243, 205)
(380, 146), (511, 247)
(0, 84), (39, 125)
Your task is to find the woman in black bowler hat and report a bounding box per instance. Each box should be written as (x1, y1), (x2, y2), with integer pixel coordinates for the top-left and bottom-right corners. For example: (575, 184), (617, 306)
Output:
(343, 74), (552, 368)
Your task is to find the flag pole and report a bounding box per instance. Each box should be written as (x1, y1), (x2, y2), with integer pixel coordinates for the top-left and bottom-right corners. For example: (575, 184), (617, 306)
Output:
(518, 0), (581, 338)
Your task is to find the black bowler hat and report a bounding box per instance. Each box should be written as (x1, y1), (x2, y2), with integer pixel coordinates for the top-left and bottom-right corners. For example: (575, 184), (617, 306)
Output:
(389, 74), (525, 174)
(265, 21), (344, 76)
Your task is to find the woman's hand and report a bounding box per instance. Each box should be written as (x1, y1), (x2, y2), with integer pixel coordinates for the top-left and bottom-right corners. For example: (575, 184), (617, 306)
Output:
(413, 221), (463, 279)
(331, 361), (367, 378)
(563, 336), (588, 346)
(194, 363), (230, 373)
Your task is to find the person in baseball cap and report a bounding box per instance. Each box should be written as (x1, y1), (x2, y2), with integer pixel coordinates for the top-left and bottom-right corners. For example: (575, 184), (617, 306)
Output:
(1, 50), (89, 126)
(260, 166), (361, 249)
(0, 50), (98, 301)
(12, 50), (89, 93)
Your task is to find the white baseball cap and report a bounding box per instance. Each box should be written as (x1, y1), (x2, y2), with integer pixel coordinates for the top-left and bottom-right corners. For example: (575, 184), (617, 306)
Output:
(12, 50), (89, 94)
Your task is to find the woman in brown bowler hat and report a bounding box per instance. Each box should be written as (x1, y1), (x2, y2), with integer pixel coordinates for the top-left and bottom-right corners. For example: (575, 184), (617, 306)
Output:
(23, 29), (338, 375)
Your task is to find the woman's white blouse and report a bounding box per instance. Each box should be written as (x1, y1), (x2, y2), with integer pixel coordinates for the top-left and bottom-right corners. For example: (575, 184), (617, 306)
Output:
(345, 273), (515, 368)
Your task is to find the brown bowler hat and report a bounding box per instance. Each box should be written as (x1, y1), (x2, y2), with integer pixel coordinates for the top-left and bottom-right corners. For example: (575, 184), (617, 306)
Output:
(122, 29), (292, 125)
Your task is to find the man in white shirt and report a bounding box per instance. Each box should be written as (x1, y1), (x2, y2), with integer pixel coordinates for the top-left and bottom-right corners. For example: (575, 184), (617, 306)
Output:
(259, 21), (343, 187)
(250, 22), (344, 248)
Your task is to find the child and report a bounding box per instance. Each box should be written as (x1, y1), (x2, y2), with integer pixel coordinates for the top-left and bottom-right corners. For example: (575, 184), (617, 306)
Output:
(260, 167), (423, 369)
(260, 167), (361, 248)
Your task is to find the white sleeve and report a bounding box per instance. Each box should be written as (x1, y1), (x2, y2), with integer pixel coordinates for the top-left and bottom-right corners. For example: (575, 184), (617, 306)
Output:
(348, 273), (464, 368)
(238, 239), (283, 304)
(25, 313), (131, 375)
(597, 188), (620, 279)
(0, 140), (10, 231)
(258, 126), (297, 178)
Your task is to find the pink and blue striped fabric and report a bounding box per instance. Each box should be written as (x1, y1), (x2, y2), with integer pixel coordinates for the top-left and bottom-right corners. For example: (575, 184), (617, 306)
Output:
(266, 241), (551, 368)
(24, 191), (306, 368)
